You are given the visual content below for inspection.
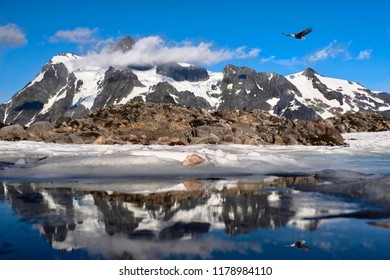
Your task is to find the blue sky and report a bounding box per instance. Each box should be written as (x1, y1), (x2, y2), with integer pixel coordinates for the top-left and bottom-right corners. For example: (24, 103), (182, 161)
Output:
(0, 0), (390, 103)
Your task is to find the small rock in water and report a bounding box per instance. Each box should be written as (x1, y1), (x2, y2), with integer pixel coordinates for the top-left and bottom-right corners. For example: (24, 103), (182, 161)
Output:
(182, 154), (205, 166)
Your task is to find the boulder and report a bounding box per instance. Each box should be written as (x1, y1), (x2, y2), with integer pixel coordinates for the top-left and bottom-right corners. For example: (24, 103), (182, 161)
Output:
(182, 154), (205, 166)
(26, 121), (55, 141)
(0, 124), (28, 141)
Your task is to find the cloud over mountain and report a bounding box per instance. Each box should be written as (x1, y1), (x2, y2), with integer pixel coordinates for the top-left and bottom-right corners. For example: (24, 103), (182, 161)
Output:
(72, 35), (260, 69)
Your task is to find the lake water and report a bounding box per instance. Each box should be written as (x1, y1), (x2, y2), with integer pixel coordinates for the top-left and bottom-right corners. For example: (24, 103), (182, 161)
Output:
(1, 132), (390, 260)
(1, 173), (390, 260)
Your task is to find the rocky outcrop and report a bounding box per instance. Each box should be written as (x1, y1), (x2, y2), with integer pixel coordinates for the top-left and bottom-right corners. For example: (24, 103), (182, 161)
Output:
(329, 111), (390, 133)
(4, 102), (389, 146)
(91, 67), (143, 110)
(0, 102), (345, 146)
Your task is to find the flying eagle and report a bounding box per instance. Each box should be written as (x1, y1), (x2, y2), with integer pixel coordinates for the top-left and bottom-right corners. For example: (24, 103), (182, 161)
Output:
(283, 28), (312, 40)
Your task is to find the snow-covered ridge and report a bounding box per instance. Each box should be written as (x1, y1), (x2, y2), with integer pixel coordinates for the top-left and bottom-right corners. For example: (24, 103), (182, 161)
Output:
(286, 70), (390, 119)
(2, 43), (390, 126)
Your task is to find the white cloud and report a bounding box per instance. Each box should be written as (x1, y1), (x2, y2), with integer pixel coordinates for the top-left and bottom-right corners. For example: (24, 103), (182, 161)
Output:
(50, 27), (100, 44)
(357, 49), (372, 60)
(260, 55), (275, 63)
(0, 23), (27, 46)
(306, 40), (351, 63)
(73, 36), (260, 69)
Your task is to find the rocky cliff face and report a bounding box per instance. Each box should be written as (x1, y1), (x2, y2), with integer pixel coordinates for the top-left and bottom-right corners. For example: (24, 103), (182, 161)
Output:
(217, 65), (321, 120)
(1, 36), (390, 127)
(3, 59), (78, 125)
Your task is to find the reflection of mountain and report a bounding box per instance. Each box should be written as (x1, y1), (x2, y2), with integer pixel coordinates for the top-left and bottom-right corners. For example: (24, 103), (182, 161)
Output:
(0, 176), (359, 259)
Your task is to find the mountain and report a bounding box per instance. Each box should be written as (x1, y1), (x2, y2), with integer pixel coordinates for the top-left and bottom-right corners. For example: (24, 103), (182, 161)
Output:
(1, 36), (390, 126)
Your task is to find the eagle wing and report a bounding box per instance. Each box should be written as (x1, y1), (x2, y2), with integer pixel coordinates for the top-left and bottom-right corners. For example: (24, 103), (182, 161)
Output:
(295, 28), (312, 38)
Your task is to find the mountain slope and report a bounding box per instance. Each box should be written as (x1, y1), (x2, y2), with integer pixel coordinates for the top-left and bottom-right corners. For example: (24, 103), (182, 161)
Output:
(286, 68), (390, 119)
(1, 37), (389, 126)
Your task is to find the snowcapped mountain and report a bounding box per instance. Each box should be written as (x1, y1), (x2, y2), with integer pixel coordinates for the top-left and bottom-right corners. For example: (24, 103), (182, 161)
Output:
(1, 36), (389, 126)
(286, 68), (390, 119)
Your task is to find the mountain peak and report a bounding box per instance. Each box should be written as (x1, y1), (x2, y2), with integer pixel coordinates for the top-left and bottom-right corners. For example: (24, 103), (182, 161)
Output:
(109, 36), (136, 53)
(50, 53), (79, 64)
(302, 67), (318, 78)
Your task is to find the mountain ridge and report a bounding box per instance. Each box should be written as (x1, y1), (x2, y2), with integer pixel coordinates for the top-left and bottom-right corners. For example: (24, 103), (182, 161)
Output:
(1, 36), (389, 126)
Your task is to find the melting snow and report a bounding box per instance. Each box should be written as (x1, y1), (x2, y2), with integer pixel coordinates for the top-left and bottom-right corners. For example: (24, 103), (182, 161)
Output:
(1, 131), (390, 182)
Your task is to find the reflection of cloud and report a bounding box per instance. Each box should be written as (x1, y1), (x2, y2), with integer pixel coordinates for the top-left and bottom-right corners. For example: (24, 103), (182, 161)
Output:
(357, 49), (372, 60)
(72, 36), (260, 69)
(53, 229), (260, 259)
(0, 23), (27, 46)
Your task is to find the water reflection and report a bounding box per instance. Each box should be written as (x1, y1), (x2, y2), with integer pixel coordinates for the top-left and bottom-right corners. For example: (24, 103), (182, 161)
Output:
(1, 174), (390, 259)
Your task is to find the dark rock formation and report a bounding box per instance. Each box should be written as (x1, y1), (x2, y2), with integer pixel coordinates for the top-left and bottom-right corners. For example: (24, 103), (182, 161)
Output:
(3, 60), (77, 125)
(91, 67), (143, 110)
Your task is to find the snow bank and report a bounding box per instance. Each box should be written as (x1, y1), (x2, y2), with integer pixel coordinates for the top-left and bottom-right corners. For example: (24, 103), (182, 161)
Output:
(0, 132), (389, 181)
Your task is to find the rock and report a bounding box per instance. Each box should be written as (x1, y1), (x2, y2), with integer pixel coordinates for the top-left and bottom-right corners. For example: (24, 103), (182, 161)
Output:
(330, 111), (390, 133)
(190, 134), (221, 144)
(26, 121), (55, 141)
(49, 134), (73, 144)
(69, 134), (85, 144)
(92, 135), (107, 144)
(182, 154), (205, 166)
(0, 124), (28, 141)
(273, 135), (284, 145)
(169, 137), (186, 146)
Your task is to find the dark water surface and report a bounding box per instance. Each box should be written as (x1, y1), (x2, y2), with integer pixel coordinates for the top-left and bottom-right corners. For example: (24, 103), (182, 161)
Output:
(1, 172), (390, 260)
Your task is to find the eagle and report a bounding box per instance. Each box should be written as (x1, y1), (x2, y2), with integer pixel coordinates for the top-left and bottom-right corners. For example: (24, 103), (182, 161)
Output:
(283, 28), (312, 40)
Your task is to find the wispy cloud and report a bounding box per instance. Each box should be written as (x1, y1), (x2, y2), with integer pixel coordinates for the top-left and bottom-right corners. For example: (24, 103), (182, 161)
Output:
(306, 40), (351, 63)
(73, 36), (260, 69)
(50, 27), (100, 44)
(357, 49), (372, 60)
(274, 57), (305, 68)
(0, 23), (27, 47)
(260, 55), (275, 63)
